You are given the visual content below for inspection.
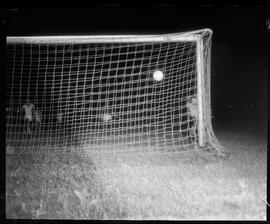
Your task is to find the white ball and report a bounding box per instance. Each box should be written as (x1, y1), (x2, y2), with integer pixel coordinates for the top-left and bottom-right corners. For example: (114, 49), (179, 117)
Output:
(153, 70), (164, 81)
(102, 114), (113, 122)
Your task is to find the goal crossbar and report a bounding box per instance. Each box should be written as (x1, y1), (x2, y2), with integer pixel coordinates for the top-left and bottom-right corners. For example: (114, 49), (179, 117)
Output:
(6, 29), (212, 44)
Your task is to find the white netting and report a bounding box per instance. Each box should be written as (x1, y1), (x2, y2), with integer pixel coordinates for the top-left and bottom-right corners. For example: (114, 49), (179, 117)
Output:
(6, 29), (224, 155)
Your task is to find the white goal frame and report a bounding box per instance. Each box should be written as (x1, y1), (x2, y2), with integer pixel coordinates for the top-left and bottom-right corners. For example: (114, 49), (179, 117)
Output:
(6, 28), (224, 154)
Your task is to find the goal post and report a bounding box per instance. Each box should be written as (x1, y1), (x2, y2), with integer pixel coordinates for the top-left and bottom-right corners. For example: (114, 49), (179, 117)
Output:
(5, 28), (224, 155)
(196, 37), (205, 147)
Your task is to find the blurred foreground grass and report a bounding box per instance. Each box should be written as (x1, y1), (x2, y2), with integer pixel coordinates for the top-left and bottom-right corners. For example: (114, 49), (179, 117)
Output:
(6, 118), (267, 220)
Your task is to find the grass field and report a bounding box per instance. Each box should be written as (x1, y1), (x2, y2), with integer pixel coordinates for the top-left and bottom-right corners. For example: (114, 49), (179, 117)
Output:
(5, 117), (267, 220)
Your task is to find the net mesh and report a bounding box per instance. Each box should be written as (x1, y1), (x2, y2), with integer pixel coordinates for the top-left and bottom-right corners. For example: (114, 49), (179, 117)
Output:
(6, 29), (224, 155)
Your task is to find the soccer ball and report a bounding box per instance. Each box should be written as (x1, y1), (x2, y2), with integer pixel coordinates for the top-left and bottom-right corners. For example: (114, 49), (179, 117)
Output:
(153, 70), (164, 81)
(101, 113), (113, 122)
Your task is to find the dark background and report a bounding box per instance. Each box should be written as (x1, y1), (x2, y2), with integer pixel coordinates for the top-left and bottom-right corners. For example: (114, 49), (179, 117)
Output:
(1, 5), (268, 119)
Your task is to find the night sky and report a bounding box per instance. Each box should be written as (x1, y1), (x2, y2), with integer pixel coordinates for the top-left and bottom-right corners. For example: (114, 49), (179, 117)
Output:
(2, 5), (268, 118)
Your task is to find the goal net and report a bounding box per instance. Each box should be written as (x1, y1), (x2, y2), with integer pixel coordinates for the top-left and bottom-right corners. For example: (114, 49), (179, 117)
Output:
(6, 29), (224, 155)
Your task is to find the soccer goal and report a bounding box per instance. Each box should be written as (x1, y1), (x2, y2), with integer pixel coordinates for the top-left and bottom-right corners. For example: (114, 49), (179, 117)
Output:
(6, 28), (224, 155)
